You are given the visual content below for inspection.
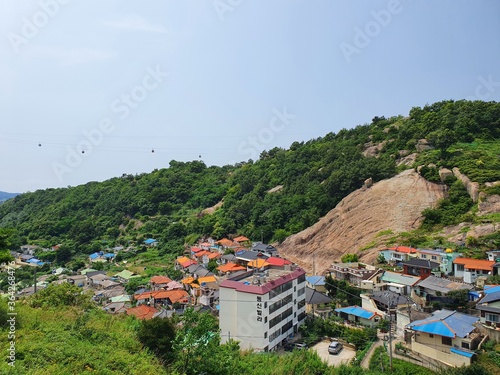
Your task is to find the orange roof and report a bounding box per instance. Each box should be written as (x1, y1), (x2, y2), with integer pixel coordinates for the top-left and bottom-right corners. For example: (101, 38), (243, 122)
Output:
(248, 258), (270, 269)
(194, 250), (210, 258)
(387, 246), (418, 254)
(206, 252), (220, 260)
(126, 305), (158, 320)
(453, 258), (495, 271)
(217, 262), (246, 273)
(134, 290), (189, 303)
(181, 276), (195, 284)
(217, 238), (237, 247)
(192, 275), (217, 287)
(191, 246), (203, 253)
(180, 260), (197, 268)
(177, 256), (190, 264)
(150, 275), (172, 284)
(234, 236), (250, 242)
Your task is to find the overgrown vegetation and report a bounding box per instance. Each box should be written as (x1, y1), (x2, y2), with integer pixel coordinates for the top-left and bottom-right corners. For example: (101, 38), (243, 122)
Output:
(0, 100), (500, 264)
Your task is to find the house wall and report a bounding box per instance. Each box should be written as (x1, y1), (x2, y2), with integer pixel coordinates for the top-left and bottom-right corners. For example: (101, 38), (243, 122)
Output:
(220, 275), (306, 351)
(411, 341), (471, 367)
(454, 264), (465, 279)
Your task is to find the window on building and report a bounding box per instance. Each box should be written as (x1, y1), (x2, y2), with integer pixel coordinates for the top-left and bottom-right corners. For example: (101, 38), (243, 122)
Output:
(429, 334), (434, 338)
(264, 332), (267, 339)
(461, 342), (470, 349)
(442, 337), (452, 346)
(264, 317), (267, 323)
(457, 264), (464, 272)
(488, 314), (499, 322)
(431, 255), (437, 260)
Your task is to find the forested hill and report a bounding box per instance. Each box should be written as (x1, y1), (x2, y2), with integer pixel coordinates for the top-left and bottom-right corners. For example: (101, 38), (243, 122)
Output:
(1, 100), (500, 260)
(0, 191), (19, 203)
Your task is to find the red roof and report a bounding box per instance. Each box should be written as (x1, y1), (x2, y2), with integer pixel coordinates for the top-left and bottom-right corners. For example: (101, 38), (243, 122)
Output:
(150, 275), (172, 284)
(126, 305), (158, 320)
(180, 260), (197, 268)
(387, 246), (417, 254)
(266, 257), (292, 266)
(453, 258), (495, 271)
(191, 246), (203, 253)
(220, 268), (305, 295)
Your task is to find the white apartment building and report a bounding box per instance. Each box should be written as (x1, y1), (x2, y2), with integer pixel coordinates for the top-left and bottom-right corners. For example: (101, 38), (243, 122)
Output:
(219, 266), (307, 351)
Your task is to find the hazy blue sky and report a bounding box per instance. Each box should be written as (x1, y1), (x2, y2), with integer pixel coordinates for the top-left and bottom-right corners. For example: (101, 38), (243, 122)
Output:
(1, 0), (500, 193)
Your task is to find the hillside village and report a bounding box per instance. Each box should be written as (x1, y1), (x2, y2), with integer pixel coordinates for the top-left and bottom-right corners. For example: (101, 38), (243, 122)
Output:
(5, 235), (500, 370)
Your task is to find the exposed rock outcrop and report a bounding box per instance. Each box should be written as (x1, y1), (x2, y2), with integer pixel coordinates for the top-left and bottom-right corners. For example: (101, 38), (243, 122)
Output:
(439, 168), (454, 183)
(416, 139), (433, 152)
(478, 194), (500, 216)
(452, 168), (480, 202)
(277, 170), (447, 274)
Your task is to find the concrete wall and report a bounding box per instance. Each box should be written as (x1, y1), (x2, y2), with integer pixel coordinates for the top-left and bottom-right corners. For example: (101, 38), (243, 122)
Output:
(411, 341), (471, 367)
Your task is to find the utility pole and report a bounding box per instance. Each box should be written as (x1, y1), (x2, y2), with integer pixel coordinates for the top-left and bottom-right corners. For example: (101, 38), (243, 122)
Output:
(388, 311), (393, 371)
(34, 265), (37, 293)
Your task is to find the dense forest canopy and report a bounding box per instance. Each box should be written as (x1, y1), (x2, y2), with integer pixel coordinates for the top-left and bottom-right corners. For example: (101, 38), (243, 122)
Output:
(1, 100), (500, 260)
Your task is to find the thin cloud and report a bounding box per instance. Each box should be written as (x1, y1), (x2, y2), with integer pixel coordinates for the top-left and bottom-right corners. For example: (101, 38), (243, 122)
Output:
(24, 46), (116, 67)
(104, 15), (169, 34)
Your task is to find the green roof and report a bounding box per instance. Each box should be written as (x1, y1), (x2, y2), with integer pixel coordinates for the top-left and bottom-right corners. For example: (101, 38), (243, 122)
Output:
(114, 269), (139, 280)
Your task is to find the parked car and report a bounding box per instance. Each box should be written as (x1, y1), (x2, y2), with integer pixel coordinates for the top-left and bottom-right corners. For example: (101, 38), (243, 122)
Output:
(293, 342), (308, 350)
(328, 341), (343, 355)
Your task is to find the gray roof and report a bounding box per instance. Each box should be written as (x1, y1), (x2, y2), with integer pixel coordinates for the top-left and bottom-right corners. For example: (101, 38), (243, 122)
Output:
(370, 290), (412, 307)
(86, 270), (107, 278)
(401, 259), (440, 269)
(252, 243), (278, 253)
(416, 275), (472, 294)
(380, 271), (420, 286)
(305, 287), (332, 305)
(235, 250), (260, 261)
(478, 291), (500, 305)
(221, 254), (237, 262)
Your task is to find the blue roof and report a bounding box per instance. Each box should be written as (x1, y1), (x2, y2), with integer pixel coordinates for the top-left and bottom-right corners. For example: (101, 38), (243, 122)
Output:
(144, 238), (158, 244)
(335, 306), (375, 320)
(451, 347), (474, 358)
(306, 276), (325, 286)
(407, 310), (479, 338)
(484, 285), (500, 294)
(89, 253), (101, 259)
(104, 253), (115, 258)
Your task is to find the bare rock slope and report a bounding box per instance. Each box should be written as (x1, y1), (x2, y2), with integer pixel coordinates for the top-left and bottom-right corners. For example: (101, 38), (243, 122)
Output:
(277, 169), (447, 274)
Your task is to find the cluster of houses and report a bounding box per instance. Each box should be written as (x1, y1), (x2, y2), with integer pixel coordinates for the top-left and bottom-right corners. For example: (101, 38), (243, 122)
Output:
(5, 238), (500, 369)
(317, 246), (500, 368)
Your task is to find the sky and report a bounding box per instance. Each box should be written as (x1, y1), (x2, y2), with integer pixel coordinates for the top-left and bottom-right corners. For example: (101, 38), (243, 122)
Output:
(1, 0), (500, 193)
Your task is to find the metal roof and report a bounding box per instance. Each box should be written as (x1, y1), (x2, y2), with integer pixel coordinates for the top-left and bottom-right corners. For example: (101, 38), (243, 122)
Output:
(305, 287), (332, 305)
(450, 347), (475, 358)
(407, 309), (478, 338)
(416, 275), (472, 294)
(306, 276), (325, 286)
(477, 291), (500, 304)
(335, 306), (376, 320)
(380, 271), (420, 286)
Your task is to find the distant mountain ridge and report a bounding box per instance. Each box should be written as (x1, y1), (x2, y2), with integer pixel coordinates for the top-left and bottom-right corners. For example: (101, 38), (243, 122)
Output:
(0, 191), (19, 202)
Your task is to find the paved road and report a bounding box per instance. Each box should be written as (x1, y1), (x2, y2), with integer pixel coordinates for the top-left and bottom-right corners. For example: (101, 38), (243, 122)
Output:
(312, 340), (356, 366)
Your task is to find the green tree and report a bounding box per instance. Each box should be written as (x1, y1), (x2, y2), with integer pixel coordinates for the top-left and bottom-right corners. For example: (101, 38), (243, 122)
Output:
(137, 317), (177, 365)
(341, 253), (359, 263)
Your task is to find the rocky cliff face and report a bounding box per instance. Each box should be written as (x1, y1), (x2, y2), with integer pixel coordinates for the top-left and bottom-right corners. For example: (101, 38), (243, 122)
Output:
(277, 169), (447, 274)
